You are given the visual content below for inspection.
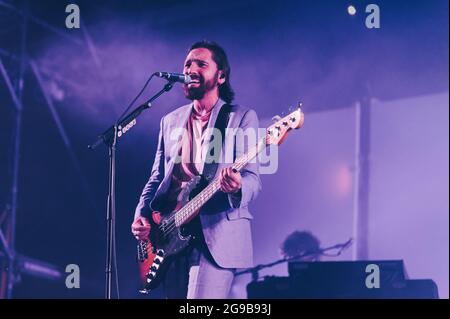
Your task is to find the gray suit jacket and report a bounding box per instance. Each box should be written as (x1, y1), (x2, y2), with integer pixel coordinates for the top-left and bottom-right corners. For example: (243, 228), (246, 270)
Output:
(134, 99), (261, 268)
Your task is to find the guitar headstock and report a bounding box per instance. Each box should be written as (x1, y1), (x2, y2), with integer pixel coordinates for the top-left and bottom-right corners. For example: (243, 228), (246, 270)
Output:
(266, 104), (305, 146)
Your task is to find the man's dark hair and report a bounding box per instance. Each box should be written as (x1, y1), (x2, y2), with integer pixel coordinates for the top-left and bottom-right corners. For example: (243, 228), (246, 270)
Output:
(189, 40), (235, 104)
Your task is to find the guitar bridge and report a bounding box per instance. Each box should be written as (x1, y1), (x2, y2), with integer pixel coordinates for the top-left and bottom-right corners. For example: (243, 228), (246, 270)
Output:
(137, 241), (148, 262)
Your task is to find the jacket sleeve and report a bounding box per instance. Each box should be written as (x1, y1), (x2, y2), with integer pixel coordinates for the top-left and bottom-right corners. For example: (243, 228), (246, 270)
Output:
(228, 109), (262, 209)
(134, 116), (165, 220)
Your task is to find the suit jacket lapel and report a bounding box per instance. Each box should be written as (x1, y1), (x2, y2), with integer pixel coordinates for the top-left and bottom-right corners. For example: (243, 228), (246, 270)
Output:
(156, 104), (192, 196)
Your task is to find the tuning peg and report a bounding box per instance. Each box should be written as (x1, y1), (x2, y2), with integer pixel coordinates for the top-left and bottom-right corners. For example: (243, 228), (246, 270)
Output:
(297, 101), (303, 109)
(272, 115), (281, 122)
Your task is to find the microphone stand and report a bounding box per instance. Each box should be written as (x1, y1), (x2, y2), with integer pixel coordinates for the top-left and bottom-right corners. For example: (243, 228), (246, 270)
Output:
(89, 80), (175, 299)
(235, 238), (353, 281)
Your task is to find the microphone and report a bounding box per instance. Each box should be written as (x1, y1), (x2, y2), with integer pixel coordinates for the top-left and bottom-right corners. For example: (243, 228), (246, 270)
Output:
(154, 72), (191, 84)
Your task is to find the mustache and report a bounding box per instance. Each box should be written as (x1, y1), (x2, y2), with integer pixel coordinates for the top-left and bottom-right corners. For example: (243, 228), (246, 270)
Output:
(188, 74), (203, 82)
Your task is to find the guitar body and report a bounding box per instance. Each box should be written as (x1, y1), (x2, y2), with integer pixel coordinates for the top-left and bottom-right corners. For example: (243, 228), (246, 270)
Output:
(137, 176), (202, 293)
(137, 210), (195, 292)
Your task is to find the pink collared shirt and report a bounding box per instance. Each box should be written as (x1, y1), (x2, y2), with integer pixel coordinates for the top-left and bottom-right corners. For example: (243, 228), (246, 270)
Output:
(167, 106), (212, 204)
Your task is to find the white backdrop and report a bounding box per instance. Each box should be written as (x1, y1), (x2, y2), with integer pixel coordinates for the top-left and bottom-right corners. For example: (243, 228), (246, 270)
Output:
(231, 92), (449, 299)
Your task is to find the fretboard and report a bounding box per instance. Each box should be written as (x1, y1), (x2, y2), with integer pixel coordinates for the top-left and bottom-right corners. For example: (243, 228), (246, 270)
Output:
(174, 137), (267, 227)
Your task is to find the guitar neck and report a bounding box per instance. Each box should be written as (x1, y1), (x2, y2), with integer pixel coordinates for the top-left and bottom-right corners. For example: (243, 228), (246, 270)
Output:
(174, 137), (267, 227)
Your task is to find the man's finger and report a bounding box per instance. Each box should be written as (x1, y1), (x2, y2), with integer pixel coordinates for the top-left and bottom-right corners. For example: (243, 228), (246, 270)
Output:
(134, 229), (149, 237)
(223, 168), (232, 179)
(224, 171), (240, 188)
(132, 225), (150, 232)
(220, 169), (229, 188)
(220, 180), (231, 192)
(225, 179), (238, 189)
(135, 235), (146, 241)
(222, 180), (238, 193)
(221, 177), (233, 189)
(140, 217), (150, 226)
(223, 174), (238, 185)
(225, 167), (240, 181)
(221, 168), (227, 180)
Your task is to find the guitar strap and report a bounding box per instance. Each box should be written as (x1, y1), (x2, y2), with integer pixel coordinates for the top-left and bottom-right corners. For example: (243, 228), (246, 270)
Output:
(184, 103), (232, 237)
(201, 103), (232, 183)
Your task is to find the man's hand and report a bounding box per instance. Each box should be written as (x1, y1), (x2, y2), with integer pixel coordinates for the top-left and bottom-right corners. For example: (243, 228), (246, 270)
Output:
(131, 216), (151, 241)
(220, 167), (241, 194)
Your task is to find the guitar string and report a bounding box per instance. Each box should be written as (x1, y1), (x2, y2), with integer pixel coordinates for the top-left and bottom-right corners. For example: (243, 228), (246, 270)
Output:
(159, 142), (267, 237)
(158, 138), (267, 237)
(160, 138), (264, 232)
(159, 140), (261, 230)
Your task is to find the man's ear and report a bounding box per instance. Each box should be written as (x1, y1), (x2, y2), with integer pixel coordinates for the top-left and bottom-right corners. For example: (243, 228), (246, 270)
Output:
(218, 71), (226, 85)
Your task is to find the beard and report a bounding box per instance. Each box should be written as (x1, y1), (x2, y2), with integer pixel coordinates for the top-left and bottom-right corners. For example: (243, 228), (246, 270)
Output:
(183, 71), (219, 101)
